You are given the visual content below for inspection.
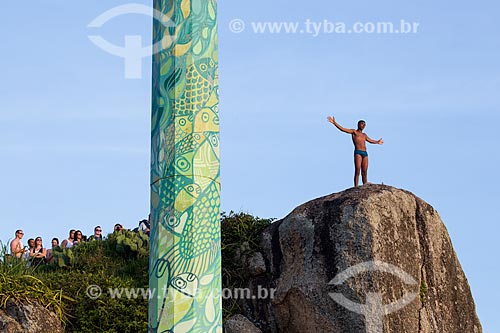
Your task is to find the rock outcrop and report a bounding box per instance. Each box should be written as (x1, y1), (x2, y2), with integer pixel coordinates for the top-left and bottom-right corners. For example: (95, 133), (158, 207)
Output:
(0, 300), (63, 333)
(239, 184), (482, 333)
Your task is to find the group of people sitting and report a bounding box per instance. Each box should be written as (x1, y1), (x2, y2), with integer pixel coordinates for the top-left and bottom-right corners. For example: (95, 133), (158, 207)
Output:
(8, 219), (151, 266)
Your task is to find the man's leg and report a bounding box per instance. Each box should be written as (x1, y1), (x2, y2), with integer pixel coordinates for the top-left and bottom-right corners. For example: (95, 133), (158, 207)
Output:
(361, 156), (369, 184)
(354, 154), (362, 187)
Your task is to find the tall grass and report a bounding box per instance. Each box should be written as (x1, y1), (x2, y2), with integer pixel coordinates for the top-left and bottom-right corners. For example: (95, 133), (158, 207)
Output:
(0, 241), (73, 323)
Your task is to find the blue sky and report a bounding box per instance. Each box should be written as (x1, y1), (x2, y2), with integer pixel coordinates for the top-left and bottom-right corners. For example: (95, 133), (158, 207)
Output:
(1, 0), (499, 330)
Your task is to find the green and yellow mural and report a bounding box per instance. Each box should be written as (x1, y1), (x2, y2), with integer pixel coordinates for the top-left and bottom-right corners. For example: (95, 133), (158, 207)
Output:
(149, 0), (221, 332)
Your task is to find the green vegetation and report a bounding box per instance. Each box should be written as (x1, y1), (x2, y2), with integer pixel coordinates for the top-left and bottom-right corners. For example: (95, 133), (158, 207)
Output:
(1, 232), (149, 332)
(0, 213), (273, 332)
(420, 280), (428, 304)
(0, 243), (72, 321)
(221, 211), (274, 318)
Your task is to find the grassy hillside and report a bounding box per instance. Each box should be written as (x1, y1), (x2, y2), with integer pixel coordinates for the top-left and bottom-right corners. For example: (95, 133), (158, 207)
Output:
(0, 212), (272, 332)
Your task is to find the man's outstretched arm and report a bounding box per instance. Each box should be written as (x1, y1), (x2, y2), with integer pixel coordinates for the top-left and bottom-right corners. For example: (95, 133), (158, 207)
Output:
(366, 135), (384, 144)
(327, 116), (354, 134)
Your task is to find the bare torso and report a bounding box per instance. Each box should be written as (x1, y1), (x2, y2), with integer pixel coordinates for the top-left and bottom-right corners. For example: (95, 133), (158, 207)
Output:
(351, 130), (367, 151)
(10, 238), (23, 258)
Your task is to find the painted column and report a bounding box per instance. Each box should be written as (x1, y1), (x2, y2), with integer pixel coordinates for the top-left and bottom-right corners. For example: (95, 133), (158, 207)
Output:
(149, 0), (221, 332)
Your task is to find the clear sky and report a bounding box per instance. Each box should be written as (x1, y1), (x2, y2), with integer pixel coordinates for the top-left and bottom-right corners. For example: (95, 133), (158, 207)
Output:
(1, 0), (499, 330)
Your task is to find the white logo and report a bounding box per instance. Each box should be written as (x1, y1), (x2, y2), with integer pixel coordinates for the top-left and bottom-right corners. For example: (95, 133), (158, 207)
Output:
(328, 261), (418, 333)
(87, 3), (176, 79)
(228, 19), (245, 33)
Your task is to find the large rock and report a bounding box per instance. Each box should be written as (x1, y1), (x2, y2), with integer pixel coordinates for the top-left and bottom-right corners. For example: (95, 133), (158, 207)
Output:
(0, 300), (63, 333)
(242, 184), (482, 333)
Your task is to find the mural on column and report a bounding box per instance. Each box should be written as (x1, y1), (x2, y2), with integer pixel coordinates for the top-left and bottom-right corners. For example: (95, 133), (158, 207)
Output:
(149, 0), (221, 332)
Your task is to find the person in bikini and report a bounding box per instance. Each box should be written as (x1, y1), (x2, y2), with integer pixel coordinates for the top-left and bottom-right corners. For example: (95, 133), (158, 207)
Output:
(327, 116), (384, 187)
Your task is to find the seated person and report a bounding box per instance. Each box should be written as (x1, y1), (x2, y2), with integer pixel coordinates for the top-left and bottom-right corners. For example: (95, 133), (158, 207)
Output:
(23, 238), (35, 261)
(45, 238), (59, 264)
(30, 237), (47, 266)
(114, 223), (124, 232)
(138, 219), (150, 236)
(88, 226), (103, 241)
(61, 229), (75, 248)
(72, 230), (84, 246)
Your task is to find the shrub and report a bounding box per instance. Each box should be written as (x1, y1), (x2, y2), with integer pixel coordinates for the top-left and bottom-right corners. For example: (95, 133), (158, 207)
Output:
(220, 211), (274, 319)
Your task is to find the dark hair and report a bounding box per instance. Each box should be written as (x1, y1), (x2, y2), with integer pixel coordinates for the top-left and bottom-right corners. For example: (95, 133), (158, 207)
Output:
(69, 229), (75, 237)
(15, 229), (22, 234)
(27, 238), (34, 245)
(52, 238), (59, 244)
(73, 230), (83, 242)
(358, 120), (366, 125)
(94, 225), (102, 231)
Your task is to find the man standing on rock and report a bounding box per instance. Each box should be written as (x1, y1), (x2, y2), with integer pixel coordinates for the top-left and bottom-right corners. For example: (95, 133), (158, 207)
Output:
(327, 116), (384, 187)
